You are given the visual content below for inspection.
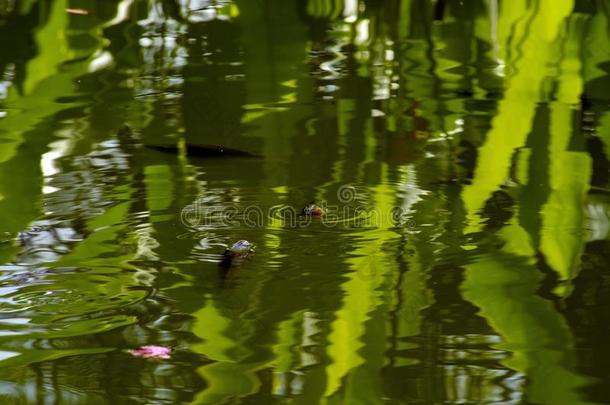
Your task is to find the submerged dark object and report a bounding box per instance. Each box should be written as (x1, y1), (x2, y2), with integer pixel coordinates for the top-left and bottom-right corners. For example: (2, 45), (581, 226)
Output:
(434, 0), (446, 21)
(302, 202), (325, 217)
(220, 240), (254, 268)
(146, 143), (261, 158)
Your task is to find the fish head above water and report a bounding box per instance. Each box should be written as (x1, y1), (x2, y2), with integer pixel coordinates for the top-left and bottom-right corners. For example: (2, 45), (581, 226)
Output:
(302, 203), (325, 217)
(228, 239), (254, 254)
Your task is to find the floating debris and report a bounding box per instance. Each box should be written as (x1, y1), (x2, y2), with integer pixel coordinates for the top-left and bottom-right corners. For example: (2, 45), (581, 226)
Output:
(66, 8), (90, 16)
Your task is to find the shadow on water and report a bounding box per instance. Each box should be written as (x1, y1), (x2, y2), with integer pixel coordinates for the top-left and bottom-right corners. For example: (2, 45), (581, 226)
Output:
(0, 0), (609, 404)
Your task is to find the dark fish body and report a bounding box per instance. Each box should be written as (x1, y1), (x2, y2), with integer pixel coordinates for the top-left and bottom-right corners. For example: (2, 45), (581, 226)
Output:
(146, 144), (261, 158)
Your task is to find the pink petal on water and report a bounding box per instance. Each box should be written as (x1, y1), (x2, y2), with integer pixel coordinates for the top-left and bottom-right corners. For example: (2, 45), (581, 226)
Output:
(128, 345), (171, 359)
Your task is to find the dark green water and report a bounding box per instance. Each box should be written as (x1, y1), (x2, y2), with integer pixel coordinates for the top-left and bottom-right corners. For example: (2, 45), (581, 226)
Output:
(0, 0), (609, 404)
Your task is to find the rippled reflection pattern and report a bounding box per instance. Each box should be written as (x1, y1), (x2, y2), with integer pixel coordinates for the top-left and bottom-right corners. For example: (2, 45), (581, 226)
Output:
(0, 0), (609, 404)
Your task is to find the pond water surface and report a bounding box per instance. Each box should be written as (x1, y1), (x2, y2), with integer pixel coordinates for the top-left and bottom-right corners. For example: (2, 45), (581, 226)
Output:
(1, 0), (610, 404)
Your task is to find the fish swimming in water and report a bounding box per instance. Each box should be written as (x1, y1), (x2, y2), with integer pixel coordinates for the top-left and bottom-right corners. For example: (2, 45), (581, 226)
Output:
(146, 144), (261, 158)
(220, 240), (254, 268)
(302, 203), (325, 217)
